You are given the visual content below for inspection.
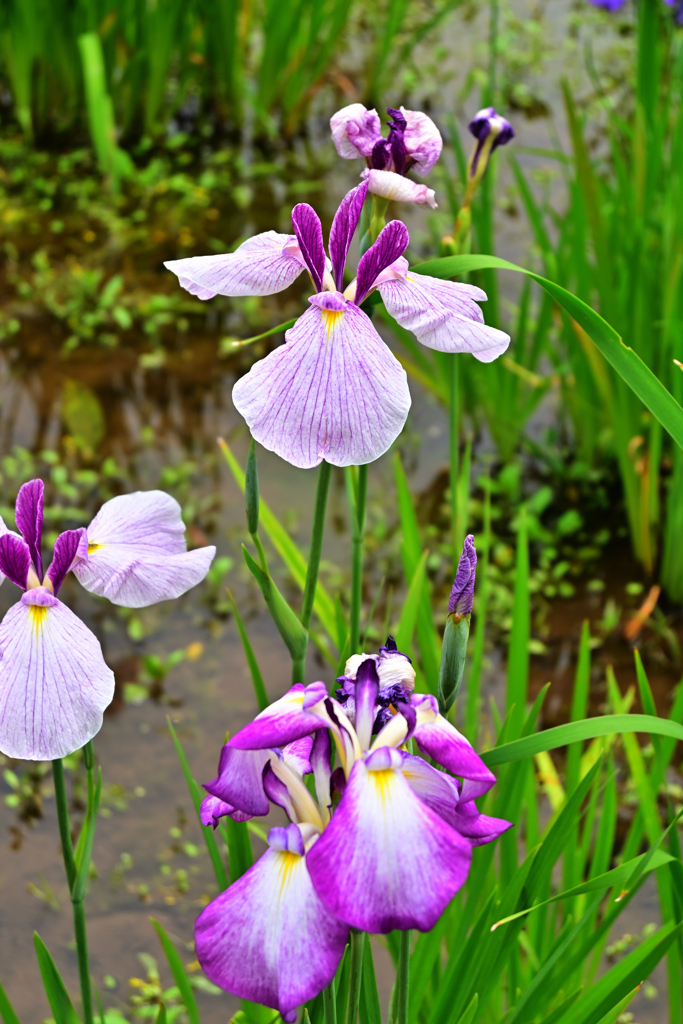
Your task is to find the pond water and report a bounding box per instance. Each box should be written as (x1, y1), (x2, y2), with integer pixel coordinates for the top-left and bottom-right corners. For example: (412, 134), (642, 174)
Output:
(0, 5), (679, 1021)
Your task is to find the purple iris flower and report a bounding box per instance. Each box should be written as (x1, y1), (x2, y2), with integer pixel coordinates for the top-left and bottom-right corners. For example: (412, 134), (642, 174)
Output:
(468, 107), (515, 181)
(165, 183), (510, 469)
(330, 103), (442, 207)
(0, 480), (215, 761)
(195, 642), (511, 1020)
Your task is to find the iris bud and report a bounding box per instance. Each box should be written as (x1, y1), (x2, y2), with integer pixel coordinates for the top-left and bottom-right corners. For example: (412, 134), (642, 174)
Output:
(438, 535), (477, 716)
(245, 439), (259, 535)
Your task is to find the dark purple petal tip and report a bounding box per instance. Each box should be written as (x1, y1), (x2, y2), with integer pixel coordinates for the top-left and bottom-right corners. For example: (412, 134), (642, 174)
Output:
(291, 204), (326, 292)
(15, 478), (45, 580)
(448, 534), (476, 616)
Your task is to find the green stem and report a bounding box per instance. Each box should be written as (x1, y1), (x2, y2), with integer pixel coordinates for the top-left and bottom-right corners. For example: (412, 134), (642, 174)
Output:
(449, 353), (460, 568)
(301, 460), (332, 630)
(369, 196), (389, 243)
(345, 931), (365, 1024)
(349, 465), (368, 654)
(52, 756), (95, 1024)
(251, 532), (268, 573)
(397, 930), (411, 1024)
(323, 977), (338, 1024)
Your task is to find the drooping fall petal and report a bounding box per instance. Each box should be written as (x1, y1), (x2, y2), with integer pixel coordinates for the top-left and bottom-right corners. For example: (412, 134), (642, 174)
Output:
(73, 491), (215, 608)
(232, 293), (410, 469)
(164, 232), (307, 299)
(306, 747), (472, 933)
(412, 694), (496, 800)
(195, 825), (348, 1020)
(0, 589), (114, 760)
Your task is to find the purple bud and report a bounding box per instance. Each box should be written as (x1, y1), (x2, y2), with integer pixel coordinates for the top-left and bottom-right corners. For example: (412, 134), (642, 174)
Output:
(468, 108), (514, 179)
(448, 535), (477, 617)
(588, 0), (627, 9)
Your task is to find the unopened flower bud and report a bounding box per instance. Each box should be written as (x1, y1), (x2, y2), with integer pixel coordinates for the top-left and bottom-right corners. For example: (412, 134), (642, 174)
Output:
(467, 107), (514, 188)
(438, 535), (477, 715)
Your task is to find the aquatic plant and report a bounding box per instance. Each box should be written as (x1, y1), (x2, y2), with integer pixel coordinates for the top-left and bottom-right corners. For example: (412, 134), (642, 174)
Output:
(165, 183), (509, 468)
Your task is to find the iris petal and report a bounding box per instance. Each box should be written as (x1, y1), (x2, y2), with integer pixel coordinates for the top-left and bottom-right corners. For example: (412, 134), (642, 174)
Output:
(411, 695), (496, 800)
(0, 594), (114, 760)
(73, 491), (215, 608)
(306, 750), (472, 933)
(227, 683), (328, 751)
(195, 834), (348, 1018)
(232, 300), (410, 468)
(164, 232), (306, 298)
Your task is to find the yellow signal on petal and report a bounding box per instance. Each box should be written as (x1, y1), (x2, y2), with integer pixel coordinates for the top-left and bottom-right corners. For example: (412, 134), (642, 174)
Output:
(276, 850), (300, 897)
(320, 309), (344, 341)
(87, 542), (103, 554)
(28, 606), (49, 634)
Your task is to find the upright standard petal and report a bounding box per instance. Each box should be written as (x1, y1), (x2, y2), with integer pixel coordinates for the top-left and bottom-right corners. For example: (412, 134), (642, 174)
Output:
(195, 828), (348, 1020)
(164, 232), (307, 299)
(307, 747), (472, 933)
(227, 682), (328, 751)
(0, 589), (114, 760)
(411, 695), (496, 800)
(46, 528), (88, 594)
(330, 104), (382, 159)
(291, 205), (326, 293)
(0, 533), (31, 589)
(73, 491), (215, 608)
(329, 181), (369, 290)
(232, 294), (411, 469)
(378, 264), (510, 362)
(15, 478), (44, 580)
(355, 220), (409, 305)
(361, 169), (437, 209)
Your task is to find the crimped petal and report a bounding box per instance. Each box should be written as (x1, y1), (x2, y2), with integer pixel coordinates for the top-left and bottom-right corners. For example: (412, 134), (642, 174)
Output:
(379, 266), (510, 362)
(0, 590), (114, 760)
(411, 694), (496, 800)
(228, 683), (328, 751)
(400, 107), (443, 176)
(164, 232), (306, 298)
(73, 491), (215, 608)
(361, 169), (437, 208)
(232, 295), (410, 469)
(306, 748), (472, 932)
(195, 827), (348, 1018)
(283, 735), (314, 776)
(204, 746), (271, 817)
(330, 104), (382, 159)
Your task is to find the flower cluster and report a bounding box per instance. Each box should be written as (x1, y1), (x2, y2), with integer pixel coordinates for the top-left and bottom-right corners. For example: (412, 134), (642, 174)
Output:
(195, 638), (511, 1021)
(166, 183), (509, 469)
(330, 103), (442, 207)
(0, 480), (215, 760)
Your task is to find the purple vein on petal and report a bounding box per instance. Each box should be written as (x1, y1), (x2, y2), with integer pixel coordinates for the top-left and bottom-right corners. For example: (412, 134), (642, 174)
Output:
(355, 220), (409, 305)
(291, 204), (326, 293)
(15, 479), (44, 580)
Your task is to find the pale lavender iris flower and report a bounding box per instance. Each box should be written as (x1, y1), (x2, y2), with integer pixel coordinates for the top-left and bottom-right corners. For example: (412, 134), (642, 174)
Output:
(0, 480), (215, 761)
(194, 640), (510, 1019)
(331, 103), (442, 207)
(165, 183), (509, 469)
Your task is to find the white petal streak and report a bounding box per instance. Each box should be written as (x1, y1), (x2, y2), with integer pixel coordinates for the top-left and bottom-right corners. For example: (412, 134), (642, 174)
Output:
(380, 272), (510, 362)
(232, 303), (411, 468)
(0, 600), (114, 760)
(164, 232), (306, 298)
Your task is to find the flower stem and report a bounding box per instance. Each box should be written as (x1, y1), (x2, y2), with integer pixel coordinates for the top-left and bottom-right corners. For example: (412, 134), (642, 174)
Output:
(52, 753), (95, 1024)
(369, 196), (389, 243)
(449, 353), (461, 568)
(348, 465), (368, 655)
(345, 931), (365, 1024)
(322, 977), (337, 1024)
(397, 929), (411, 1024)
(300, 460), (332, 632)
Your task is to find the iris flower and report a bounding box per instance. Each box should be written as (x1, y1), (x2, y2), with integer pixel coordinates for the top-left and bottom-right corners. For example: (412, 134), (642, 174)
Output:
(165, 183), (510, 469)
(0, 480), (215, 760)
(331, 104), (442, 207)
(195, 639), (510, 1020)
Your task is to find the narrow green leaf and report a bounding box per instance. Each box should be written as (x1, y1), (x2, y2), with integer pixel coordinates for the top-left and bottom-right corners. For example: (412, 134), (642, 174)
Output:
(592, 987), (640, 1024)
(242, 545), (308, 662)
(155, 1004), (168, 1024)
(507, 510), (529, 737)
(0, 979), (22, 1024)
(481, 714), (683, 767)
(219, 440), (337, 644)
(396, 550), (429, 657)
(412, 255), (683, 450)
(33, 934), (81, 1024)
(72, 767), (102, 903)
(167, 718), (229, 892)
(455, 993), (478, 1024)
(150, 919), (200, 1024)
(223, 816), (254, 883)
(359, 939), (382, 1024)
(227, 589), (269, 712)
